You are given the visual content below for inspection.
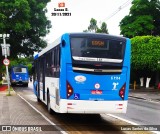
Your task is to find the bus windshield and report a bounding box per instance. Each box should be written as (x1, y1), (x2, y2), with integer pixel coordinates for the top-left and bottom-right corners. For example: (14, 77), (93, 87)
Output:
(13, 67), (27, 73)
(71, 37), (125, 63)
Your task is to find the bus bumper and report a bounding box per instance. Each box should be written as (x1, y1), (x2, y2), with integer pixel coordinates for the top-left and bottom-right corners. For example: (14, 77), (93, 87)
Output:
(57, 99), (128, 114)
(11, 80), (28, 85)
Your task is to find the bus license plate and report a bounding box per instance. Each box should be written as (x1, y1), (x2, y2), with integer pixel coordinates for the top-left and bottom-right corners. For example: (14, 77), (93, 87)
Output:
(91, 90), (102, 94)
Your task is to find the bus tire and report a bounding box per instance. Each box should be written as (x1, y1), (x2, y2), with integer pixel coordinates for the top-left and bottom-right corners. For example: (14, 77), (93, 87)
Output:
(37, 86), (41, 102)
(24, 83), (28, 87)
(47, 92), (52, 114)
(11, 83), (15, 87)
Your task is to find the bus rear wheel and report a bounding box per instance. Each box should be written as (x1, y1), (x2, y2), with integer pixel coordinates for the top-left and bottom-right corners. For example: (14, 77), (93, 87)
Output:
(36, 86), (41, 102)
(47, 92), (52, 114)
(24, 83), (28, 87)
(11, 83), (15, 87)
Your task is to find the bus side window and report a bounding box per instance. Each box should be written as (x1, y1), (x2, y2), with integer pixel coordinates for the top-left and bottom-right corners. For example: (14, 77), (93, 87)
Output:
(52, 49), (55, 67)
(46, 52), (52, 77)
(46, 53), (48, 76)
(57, 46), (60, 67)
(55, 47), (58, 77)
(39, 58), (43, 82)
(57, 45), (60, 77)
(55, 46), (60, 78)
(54, 48), (56, 69)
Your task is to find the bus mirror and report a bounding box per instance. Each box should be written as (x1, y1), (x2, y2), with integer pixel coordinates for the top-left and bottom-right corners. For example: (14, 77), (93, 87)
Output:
(62, 40), (66, 47)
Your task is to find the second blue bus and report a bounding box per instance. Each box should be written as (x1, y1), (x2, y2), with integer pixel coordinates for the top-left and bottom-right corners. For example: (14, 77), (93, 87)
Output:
(10, 65), (29, 87)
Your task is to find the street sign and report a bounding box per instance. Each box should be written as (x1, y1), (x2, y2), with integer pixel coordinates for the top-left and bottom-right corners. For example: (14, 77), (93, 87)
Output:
(3, 58), (10, 66)
(1, 44), (10, 56)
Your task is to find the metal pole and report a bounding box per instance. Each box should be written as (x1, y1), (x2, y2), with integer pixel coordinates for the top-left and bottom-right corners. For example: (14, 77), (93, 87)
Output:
(3, 35), (10, 95)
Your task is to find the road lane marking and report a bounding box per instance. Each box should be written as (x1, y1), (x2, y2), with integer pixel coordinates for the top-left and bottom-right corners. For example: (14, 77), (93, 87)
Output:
(17, 93), (68, 134)
(107, 114), (138, 125)
(107, 114), (160, 134)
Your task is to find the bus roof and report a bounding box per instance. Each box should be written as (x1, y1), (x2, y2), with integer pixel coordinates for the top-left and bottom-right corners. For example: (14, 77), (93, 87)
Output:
(38, 36), (61, 57)
(11, 65), (28, 68)
(68, 32), (127, 40)
(34, 33), (128, 59)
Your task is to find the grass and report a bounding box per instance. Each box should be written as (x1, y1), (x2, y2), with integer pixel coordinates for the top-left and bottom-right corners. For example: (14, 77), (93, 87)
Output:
(6, 87), (14, 96)
(9, 87), (13, 91)
(6, 93), (12, 96)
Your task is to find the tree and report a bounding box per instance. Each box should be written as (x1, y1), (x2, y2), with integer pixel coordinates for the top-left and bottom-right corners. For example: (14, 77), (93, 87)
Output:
(0, 0), (52, 56)
(120, 0), (160, 38)
(0, 0), (51, 73)
(97, 22), (108, 34)
(131, 36), (160, 87)
(131, 36), (160, 71)
(87, 18), (98, 33)
(84, 18), (109, 34)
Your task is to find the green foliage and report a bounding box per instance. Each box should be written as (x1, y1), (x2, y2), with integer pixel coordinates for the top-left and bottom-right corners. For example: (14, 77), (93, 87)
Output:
(96, 22), (108, 34)
(120, 0), (160, 37)
(27, 63), (32, 75)
(87, 18), (98, 33)
(0, 0), (51, 58)
(84, 18), (109, 34)
(120, 15), (154, 37)
(9, 57), (32, 66)
(0, 0), (51, 73)
(131, 36), (160, 71)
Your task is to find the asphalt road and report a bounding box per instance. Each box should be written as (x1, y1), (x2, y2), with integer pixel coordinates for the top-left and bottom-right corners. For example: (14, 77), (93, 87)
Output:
(114, 97), (160, 125)
(12, 82), (155, 134)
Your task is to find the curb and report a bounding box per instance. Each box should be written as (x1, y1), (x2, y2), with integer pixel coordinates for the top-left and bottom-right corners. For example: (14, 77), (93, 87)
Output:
(129, 95), (160, 103)
(129, 95), (146, 100)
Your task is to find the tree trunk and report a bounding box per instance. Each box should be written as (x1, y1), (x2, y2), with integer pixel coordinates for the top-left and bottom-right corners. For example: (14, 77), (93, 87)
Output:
(140, 77), (144, 87)
(146, 77), (151, 88)
(155, 71), (159, 87)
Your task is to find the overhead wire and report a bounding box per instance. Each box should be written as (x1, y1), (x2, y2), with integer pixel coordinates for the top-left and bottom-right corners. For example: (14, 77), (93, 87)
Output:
(101, 0), (132, 22)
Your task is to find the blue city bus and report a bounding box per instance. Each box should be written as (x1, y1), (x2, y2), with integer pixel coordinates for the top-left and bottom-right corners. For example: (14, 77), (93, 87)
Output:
(10, 65), (29, 87)
(33, 33), (130, 114)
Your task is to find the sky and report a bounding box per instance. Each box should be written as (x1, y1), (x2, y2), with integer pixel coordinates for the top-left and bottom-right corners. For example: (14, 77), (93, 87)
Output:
(44, 0), (132, 43)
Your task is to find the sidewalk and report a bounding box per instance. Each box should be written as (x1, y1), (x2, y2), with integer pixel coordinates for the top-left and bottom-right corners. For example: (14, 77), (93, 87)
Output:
(129, 87), (160, 102)
(0, 84), (60, 134)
